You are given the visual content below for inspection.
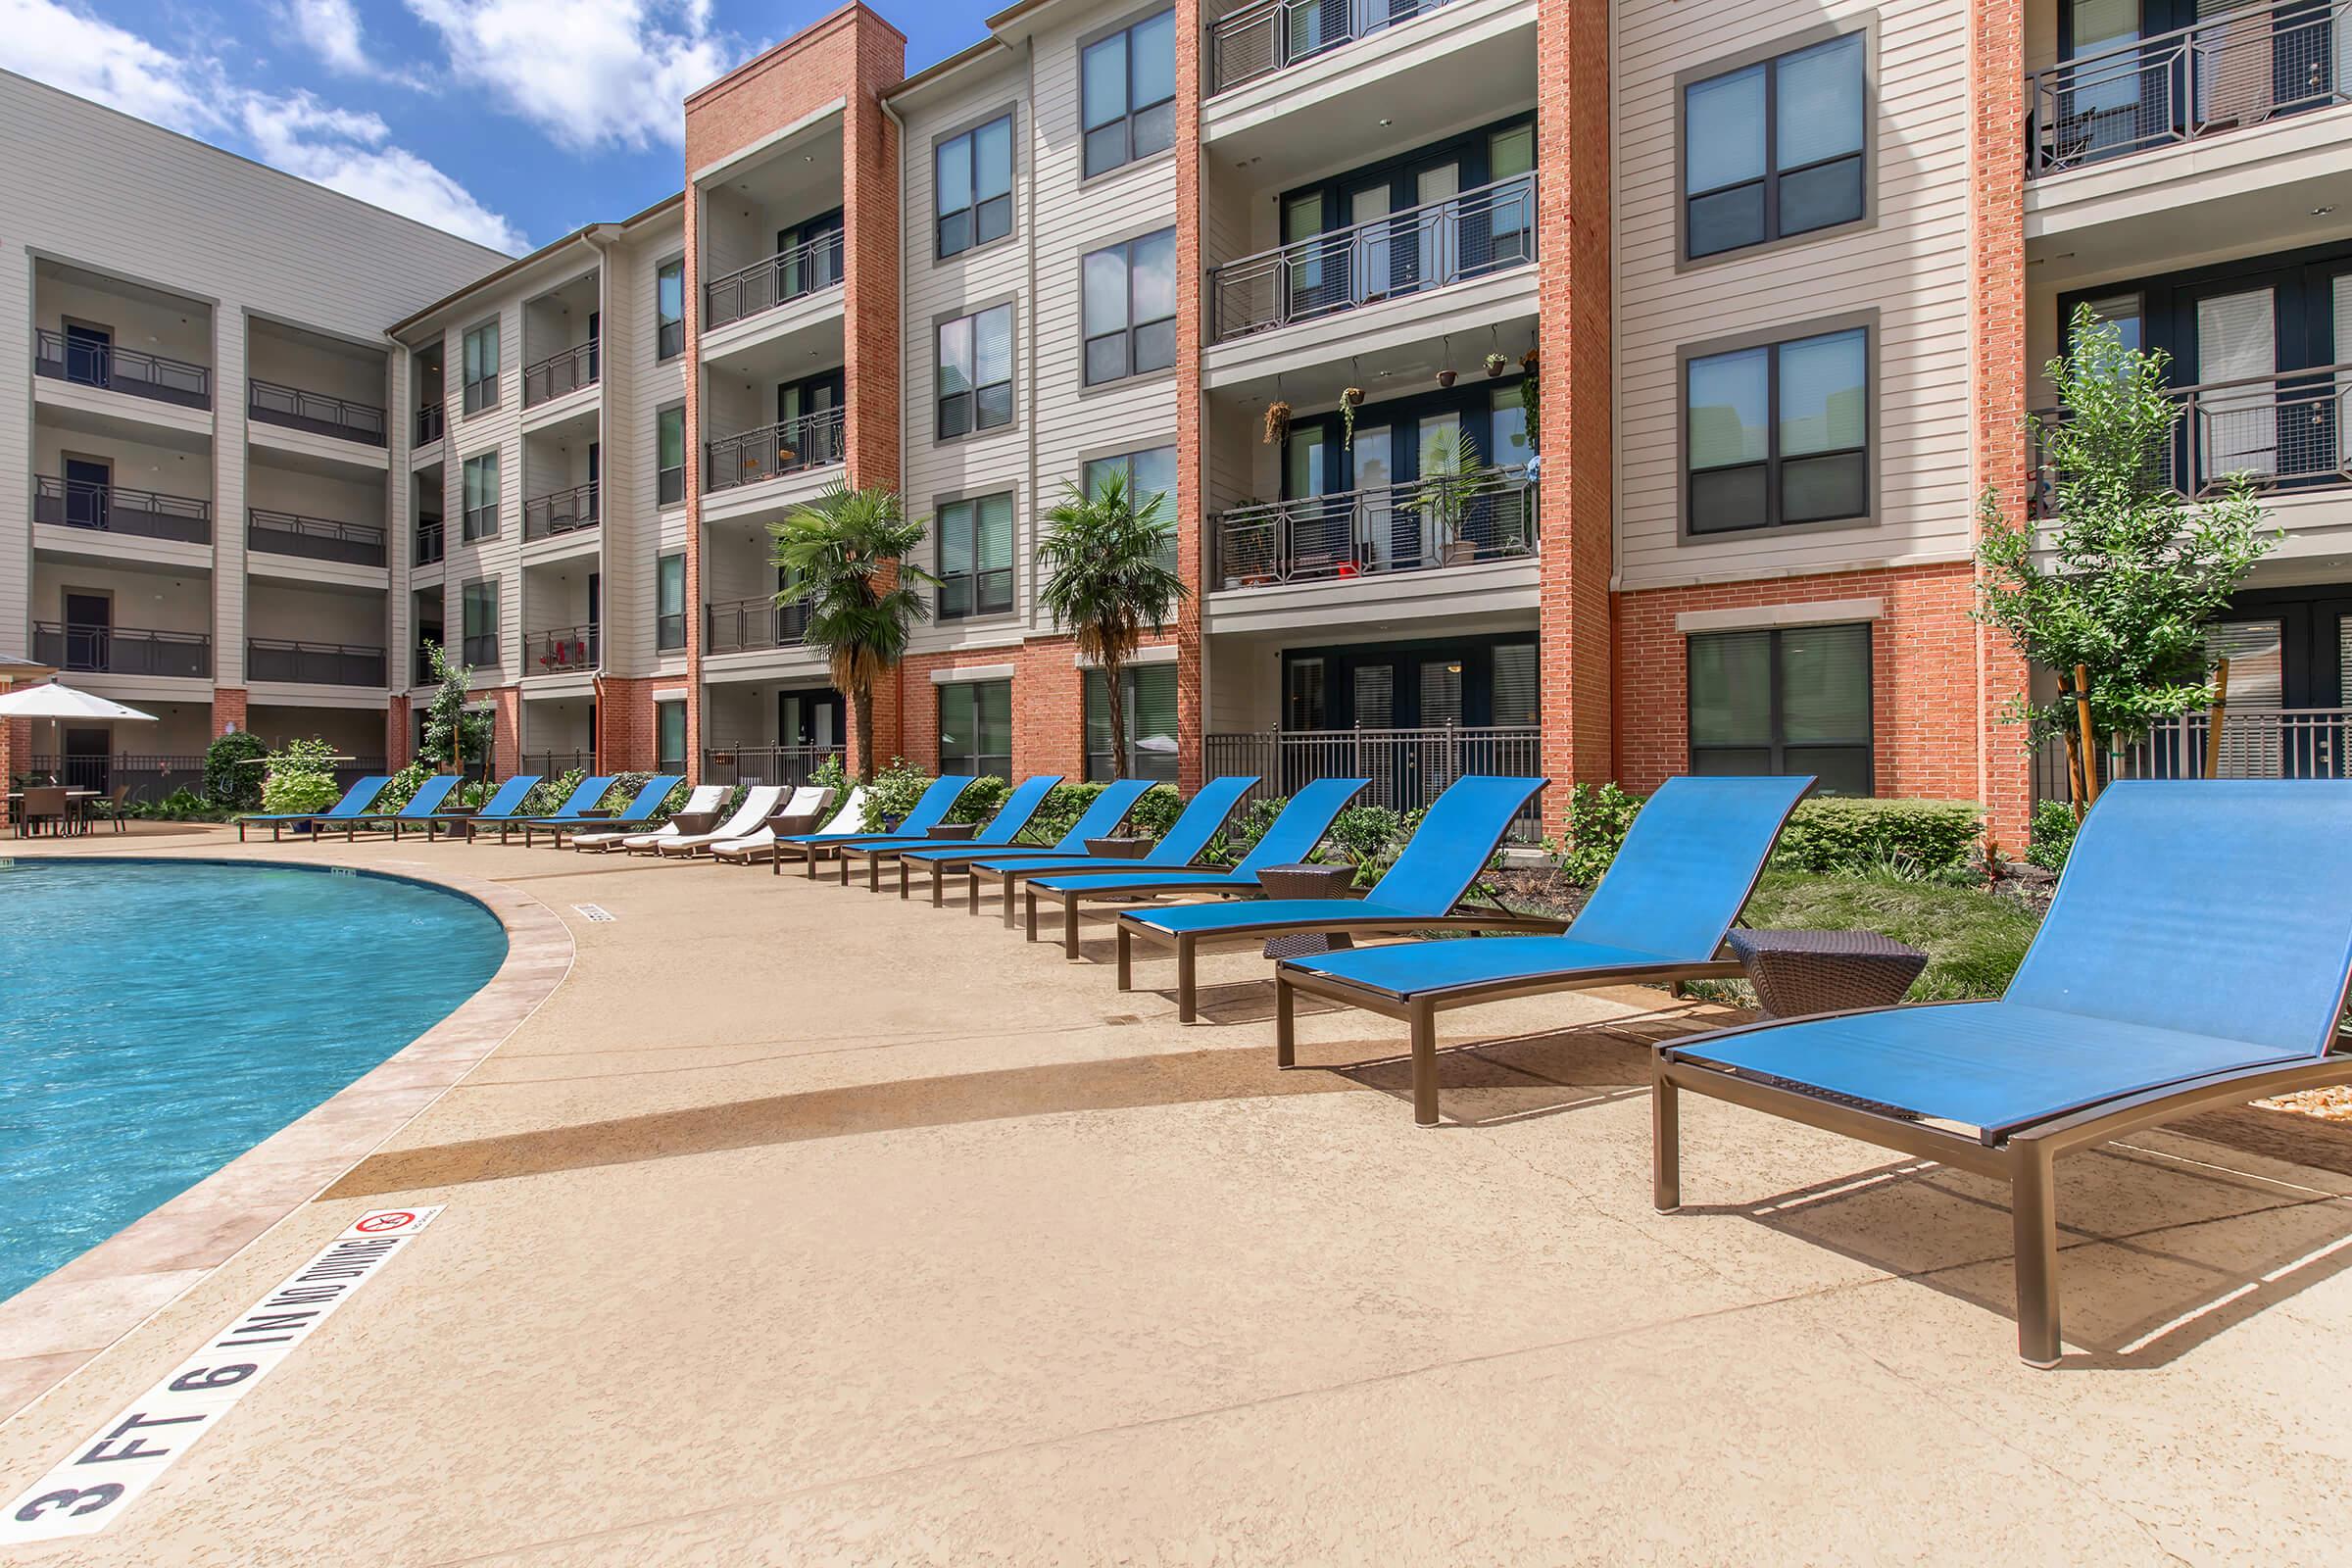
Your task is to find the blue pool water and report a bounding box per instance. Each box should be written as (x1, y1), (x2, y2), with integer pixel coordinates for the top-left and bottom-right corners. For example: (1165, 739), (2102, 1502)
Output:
(0, 859), (506, 1302)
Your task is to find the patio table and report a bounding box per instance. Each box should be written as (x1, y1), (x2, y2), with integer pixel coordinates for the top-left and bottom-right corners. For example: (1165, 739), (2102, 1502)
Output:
(1084, 836), (1153, 858)
(1254, 862), (1359, 958)
(6, 789), (100, 836)
(1726, 928), (1929, 1020)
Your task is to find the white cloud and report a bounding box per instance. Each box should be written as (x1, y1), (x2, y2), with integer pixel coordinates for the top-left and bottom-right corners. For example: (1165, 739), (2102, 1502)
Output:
(406, 0), (734, 151)
(0, 0), (526, 253)
(287, 0), (368, 74)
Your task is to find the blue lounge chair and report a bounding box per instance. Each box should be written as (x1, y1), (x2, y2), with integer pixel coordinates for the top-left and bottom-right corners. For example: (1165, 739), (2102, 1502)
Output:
(1274, 775), (1814, 1126)
(493, 774), (614, 844)
(1655, 780), (2352, 1368)
(320, 772), (465, 842)
(970, 774), (1261, 930)
(235, 775), (392, 842)
(771, 776), (977, 877)
(1024, 777), (1371, 962)
(526, 774), (685, 847)
(835, 774), (1067, 891)
(898, 777), (1157, 908)
(1118, 775), (1558, 1022)
(419, 774), (540, 842)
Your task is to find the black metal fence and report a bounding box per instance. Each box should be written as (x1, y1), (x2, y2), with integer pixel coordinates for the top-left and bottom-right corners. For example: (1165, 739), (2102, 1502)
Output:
(22, 753), (206, 801)
(700, 745), (845, 788)
(1203, 723), (1544, 840)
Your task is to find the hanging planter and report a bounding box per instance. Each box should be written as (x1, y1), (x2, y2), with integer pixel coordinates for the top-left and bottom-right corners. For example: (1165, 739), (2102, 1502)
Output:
(1340, 386), (1365, 450)
(1263, 399), (1292, 446)
(1520, 348), (1541, 376)
(1436, 368), (1456, 389)
(1485, 352), (1510, 378)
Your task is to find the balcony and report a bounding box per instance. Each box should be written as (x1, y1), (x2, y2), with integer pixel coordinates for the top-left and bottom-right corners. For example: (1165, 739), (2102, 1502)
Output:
(1204, 722), (1543, 837)
(2030, 364), (2351, 517)
(33, 329), (211, 410)
(415, 516), (446, 566)
(706, 595), (809, 654)
(33, 622), (211, 679)
(247, 637), (387, 687)
(704, 231), (846, 333)
(706, 407), (846, 493)
(33, 474), (211, 545)
(247, 508), (387, 567)
(1211, 176), (1536, 344)
(248, 379), (387, 446)
(416, 401), (445, 446)
(1210, 0), (1460, 94)
(1215, 466), (1536, 587)
(521, 340), (600, 408)
(522, 481), (600, 542)
(525, 623), (600, 675)
(2028, 0), (2350, 177)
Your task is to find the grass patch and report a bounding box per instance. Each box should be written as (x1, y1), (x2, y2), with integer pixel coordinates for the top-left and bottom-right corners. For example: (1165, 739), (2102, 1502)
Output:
(1724, 869), (2041, 1004)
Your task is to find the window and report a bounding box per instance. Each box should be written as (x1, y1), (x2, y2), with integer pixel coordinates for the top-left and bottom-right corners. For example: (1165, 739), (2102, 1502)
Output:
(657, 407), (685, 506)
(657, 554), (686, 651)
(1084, 445), (1177, 565)
(1082, 229), (1176, 385)
(1684, 32), (1866, 260)
(657, 699), (687, 773)
(1081, 11), (1175, 178)
(1085, 663), (1178, 783)
(937, 305), (1014, 438)
(1689, 623), (1873, 795)
(462, 579), (499, 667)
(656, 260), (685, 360)
(1686, 325), (1868, 535)
(462, 452), (501, 541)
(938, 679), (1012, 778)
(462, 319), (500, 415)
(936, 112), (1013, 258)
(937, 493), (1015, 619)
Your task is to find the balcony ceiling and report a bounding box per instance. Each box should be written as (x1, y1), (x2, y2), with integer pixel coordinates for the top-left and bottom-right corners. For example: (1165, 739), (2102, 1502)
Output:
(34, 257), (209, 317)
(708, 122), (844, 216)
(1203, 296), (1538, 412)
(705, 312), (844, 390)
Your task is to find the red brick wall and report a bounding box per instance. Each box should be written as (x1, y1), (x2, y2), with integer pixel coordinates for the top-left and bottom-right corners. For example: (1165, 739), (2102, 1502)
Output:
(895, 637), (1179, 781)
(682, 4), (906, 782)
(489, 685), (521, 776)
(1533, 0), (1613, 831)
(1615, 563), (1990, 805)
(1172, 0), (1205, 792)
(385, 696), (411, 768)
(595, 675), (663, 771)
(213, 686), (249, 739)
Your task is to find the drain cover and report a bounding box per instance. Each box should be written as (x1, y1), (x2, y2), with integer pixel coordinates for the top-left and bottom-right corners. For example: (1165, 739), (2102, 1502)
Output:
(571, 903), (615, 922)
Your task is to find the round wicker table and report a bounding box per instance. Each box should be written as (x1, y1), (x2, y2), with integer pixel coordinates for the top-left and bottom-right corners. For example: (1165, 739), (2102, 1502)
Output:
(1084, 836), (1153, 859)
(1726, 928), (1930, 1020)
(1255, 863), (1359, 958)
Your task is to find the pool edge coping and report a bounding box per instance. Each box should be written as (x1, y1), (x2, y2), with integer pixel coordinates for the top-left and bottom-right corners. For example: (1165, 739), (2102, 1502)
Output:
(0, 850), (573, 1422)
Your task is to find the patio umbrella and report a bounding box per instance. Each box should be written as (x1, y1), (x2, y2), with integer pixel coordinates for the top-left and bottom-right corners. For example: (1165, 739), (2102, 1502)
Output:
(0, 681), (158, 785)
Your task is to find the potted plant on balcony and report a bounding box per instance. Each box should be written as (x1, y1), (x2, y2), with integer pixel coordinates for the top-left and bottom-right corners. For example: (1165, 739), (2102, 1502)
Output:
(1485, 351), (1510, 378)
(1263, 399), (1291, 446)
(1340, 385), (1365, 450)
(1401, 427), (1485, 567)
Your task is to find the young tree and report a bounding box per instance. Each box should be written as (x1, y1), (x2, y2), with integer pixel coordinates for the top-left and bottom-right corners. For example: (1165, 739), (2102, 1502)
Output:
(1037, 471), (1189, 780)
(1976, 304), (2276, 799)
(418, 642), (492, 774)
(771, 482), (937, 783)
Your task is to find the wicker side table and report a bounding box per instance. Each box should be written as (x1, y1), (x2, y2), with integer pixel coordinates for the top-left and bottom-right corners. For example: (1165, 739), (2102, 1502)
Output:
(1726, 929), (1929, 1020)
(1085, 835), (1152, 859)
(669, 809), (720, 838)
(1255, 863), (1358, 958)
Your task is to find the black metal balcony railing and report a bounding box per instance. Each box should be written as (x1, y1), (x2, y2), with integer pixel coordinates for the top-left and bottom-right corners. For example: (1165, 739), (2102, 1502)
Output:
(1210, 175), (1537, 341)
(1215, 466), (1538, 587)
(415, 516), (446, 566)
(703, 230), (846, 331)
(705, 595), (811, 654)
(1210, 0), (1458, 94)
(527, 623), (600, 674)
(701, 744), (846, 788)
(1204, 722), (1544, 839)
(2029, 363), (2352, 517)
(463, 632), (499, 667)
(33, 622), (212, 679)
(416, 401), (445, 445)
(521, 339), (600, 407)
(413, 645), (440, 687)
(706, 406), (847, 492)
(656, 611), (687, 651)
(248, 508), (388, 567)
(248, 378), (387, 446)
(2028, 0), (2351, 175)
(33, 328), (212, 409)
(33, 474), (212, 544)
(247, 637), (387, 687)
(521, 482), (599, 542)
(520, 749), (596, 776)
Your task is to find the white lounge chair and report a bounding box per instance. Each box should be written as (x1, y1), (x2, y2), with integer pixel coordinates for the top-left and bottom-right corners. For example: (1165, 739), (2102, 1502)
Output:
(651, 784), (789, 858)
(572, 782), (728, 853)
(713, 785), (858, 865)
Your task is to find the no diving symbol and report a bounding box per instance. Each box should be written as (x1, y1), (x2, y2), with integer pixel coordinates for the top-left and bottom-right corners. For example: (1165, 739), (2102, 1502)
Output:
(353, 1211), (419, 1235)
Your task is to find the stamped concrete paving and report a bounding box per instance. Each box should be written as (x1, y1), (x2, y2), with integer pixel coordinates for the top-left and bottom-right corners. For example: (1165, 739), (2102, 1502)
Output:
(4, 827), (2350, 1564)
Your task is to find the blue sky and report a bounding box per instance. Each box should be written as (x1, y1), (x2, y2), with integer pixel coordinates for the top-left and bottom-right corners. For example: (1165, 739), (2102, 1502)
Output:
(0, 0), (989, 256)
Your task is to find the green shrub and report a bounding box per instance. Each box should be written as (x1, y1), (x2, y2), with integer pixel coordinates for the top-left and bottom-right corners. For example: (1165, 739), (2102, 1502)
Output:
(521, 769), (585, 816)
(376, 760), (436, 812)
(860, 758), (933, 831)
(203, 730), (269, 809)
(2026, 799), (2078, 873)
(1128, 784), (1183, 840)
(949, 775), (1013, 826)
(593, 772), (692, 817)
(1205, 794), (1288, 864)
(1326, 804), (1409, 884)
(810, 753), (850, 794)
(258, 739), (342, 817)
(1556, 782), (1644, 885)
(1774, 798), (1984, 878)
(128, 787), (231, 821)
(1014, 781), (1102, 842)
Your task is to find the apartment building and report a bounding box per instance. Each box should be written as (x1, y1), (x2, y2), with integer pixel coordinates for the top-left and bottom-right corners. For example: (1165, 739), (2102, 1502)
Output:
(15, 0), (2352, 837)
(0, 70), (506, 794)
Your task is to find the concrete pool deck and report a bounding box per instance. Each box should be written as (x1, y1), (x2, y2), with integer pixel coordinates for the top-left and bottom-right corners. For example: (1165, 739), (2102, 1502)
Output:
(3, 825), (2351, 1562)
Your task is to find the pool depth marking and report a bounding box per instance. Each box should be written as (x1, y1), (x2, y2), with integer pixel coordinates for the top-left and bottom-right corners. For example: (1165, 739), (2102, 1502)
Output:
(572, 904), (615, 922)
(0, 1207), (443, 1544)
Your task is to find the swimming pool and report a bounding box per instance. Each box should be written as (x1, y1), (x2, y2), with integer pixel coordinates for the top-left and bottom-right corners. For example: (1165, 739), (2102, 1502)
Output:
(0, 858), (507, 1303)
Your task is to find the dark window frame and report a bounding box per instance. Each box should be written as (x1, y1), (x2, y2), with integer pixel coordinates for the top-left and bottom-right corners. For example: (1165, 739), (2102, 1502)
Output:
(1081, 9), (1177, 179)
(937, 677), (1013, 779)
(461, 578), (500, 668)
(1084, 662), (1179, 783)
(656, 405), (686, 507)
(1679, 26), (1872, 266)
(656, 553), (686, 651)
(1686, 621), (1876, 795)
(935, 303), (1016, 441)
(462, 318), (500, 416)
(461, 451), (502, 541)
(655, 258), (685, 361)
(1680, 317), (1876, 539)
(935, 491), (1017, 620)
(935, 110), (1016, 261)
(1082, 228), (1176, 387)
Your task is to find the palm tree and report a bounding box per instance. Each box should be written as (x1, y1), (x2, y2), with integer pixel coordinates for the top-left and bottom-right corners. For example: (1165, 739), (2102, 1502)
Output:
(1037, 471), (1189, 780)
(771, 482), (937, 782)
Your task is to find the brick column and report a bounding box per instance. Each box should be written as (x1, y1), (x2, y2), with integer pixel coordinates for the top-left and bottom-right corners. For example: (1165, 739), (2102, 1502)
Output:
(1971, 0), (2034, 851)
(1534, 0), (1614, 833)
(214, 686), (249, 738)
(491, 686), (521, 776)
(1172, 0), (1206, 794)
(386, 696), (412, 768)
